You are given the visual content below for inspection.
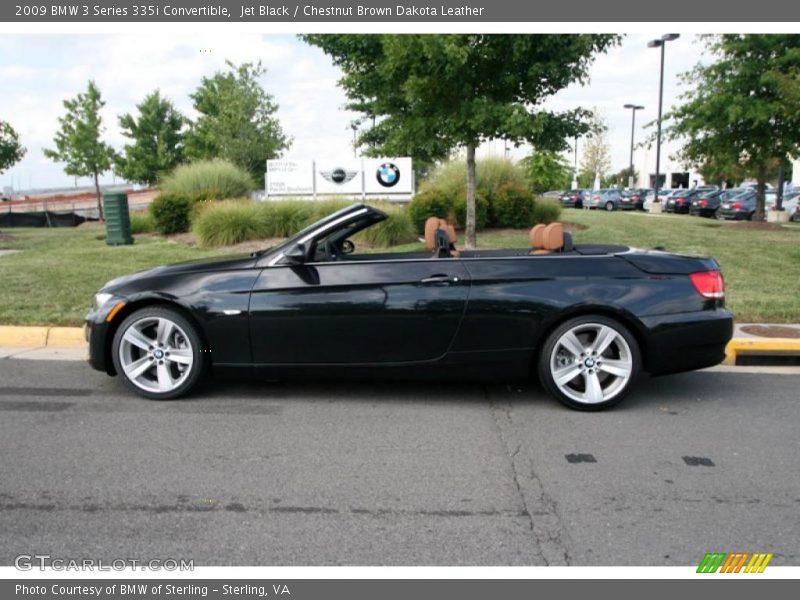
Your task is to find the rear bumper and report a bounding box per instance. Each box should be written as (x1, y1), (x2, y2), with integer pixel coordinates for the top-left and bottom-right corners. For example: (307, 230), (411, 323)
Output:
(717, 210), (749, 220)
(641, 309), (734, 376)
(690, 207), (716, 218)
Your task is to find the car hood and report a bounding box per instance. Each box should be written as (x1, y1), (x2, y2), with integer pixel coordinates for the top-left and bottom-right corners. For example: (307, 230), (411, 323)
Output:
(100, 254), (257, 293)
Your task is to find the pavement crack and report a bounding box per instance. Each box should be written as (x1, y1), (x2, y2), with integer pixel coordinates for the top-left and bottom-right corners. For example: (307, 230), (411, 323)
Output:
(488, 389), (571, 566)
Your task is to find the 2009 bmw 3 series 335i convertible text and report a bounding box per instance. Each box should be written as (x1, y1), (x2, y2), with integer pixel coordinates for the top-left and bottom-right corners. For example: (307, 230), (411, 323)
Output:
(85, 204), (733, 411)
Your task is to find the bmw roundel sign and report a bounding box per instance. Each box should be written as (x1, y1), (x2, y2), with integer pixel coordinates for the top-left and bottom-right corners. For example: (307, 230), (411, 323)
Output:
(376, 162), (400, 188)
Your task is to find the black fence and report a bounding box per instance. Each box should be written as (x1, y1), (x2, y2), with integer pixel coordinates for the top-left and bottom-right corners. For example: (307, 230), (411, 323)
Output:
(0, 210), (99, 228)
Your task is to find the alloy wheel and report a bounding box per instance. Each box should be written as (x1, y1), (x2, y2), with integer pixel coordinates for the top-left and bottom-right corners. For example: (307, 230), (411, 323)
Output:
(118, 316), (194, 394)
(549, 322), (633, 405)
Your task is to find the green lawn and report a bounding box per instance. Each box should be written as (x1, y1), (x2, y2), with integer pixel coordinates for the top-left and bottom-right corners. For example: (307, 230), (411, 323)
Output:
(0, 227), (226, 326)
(1, 210), (799, 326)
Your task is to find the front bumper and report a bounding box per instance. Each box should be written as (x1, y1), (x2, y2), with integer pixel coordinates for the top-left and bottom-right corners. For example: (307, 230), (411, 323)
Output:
(641, 309), (734, 376)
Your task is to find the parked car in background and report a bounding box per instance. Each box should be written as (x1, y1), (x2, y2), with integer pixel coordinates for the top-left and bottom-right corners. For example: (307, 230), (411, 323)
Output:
(586, 189), (623, 211)
(665, 187), (718, 214)
(717, 188), (757, 220)
(542, 190), (564, 200)
(688, 189), (725, 218)
(619, 189), (648, 211)
(559, 189), (588, 208)
(766, 190), (800, 217)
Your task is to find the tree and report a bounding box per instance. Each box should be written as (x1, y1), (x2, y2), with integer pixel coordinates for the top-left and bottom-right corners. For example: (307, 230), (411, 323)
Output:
(44, 81), (115, 219)
(115, 90), (185, 186)
(579, 110), (611, 188)
(663, 35), (800, 220)
(185, 61), (290, 180)
(0, 120), (26, 174)
(520, 150), (572, 194)
(303, 34), (620, 248)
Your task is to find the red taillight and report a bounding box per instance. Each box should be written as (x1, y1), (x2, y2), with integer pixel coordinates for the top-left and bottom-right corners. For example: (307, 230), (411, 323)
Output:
(572, 195), (579, 200)
(632, 195), (640, 200)
(732, 202), (743, 210)
(698, 199), (708, 208)
(689, 271), (725, 299)
(676, 197), (687, 204)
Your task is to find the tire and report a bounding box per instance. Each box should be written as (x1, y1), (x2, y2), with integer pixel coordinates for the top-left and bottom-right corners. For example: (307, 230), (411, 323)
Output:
(537, 315), (641, 411)
(111, 306), (207, 400)
(605, 201), (615, 211)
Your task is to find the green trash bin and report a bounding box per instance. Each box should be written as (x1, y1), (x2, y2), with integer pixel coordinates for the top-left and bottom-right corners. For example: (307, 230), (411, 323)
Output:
(103, 192), (134, 246)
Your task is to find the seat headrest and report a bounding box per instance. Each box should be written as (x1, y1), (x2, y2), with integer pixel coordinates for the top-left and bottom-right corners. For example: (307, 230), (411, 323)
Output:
(530, 224), (546, 248)
(541, 222), (564, 251)
(424, 216), (447, 251)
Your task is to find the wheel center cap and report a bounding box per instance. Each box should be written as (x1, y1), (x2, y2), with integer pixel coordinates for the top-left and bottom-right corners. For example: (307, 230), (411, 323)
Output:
(153, 349), (164, 359)
(584, 357), (595, 368)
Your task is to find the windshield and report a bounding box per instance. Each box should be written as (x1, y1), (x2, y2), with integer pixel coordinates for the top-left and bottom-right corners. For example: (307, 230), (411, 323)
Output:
(259, 204), (368, 257)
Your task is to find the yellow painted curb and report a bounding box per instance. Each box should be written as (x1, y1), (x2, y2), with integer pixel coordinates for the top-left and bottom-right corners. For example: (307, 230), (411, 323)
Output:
(0, 325), (50, 347)
(724, 338), (800, 365)
(47, 327), (87, 348)
(0, 326), (85, 348)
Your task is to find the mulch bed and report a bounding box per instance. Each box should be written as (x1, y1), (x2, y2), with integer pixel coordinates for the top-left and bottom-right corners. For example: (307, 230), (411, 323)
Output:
(740, 325), (800, 339)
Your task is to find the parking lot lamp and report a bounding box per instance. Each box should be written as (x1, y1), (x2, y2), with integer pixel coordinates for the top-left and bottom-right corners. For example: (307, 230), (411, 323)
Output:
(648, 34), (680, 198)
(572, 135), (579, 189)
(623, 104), (644, 188)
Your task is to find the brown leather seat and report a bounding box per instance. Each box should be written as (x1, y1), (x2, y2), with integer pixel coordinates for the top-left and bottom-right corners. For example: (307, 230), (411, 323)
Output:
(444, 224), (460, 257)
(529, 224), (546, 251)
(424, 216), (448, 251)
(532, 222), (565, 255)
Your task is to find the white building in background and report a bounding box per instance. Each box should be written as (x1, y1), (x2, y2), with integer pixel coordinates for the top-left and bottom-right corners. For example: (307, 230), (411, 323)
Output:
(632, 144), (704, 190)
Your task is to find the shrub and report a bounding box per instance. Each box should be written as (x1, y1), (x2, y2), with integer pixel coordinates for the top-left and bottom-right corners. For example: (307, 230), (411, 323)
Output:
(149, 193), (193, 234)
(492, 182), (536, 228)
(453, 192), (490, 230)
(355, 203), (417, 247)
(129, 211), (155, 234)
(262, 200), (315, 238)
(416, 157), (529, 229)
(160, 159), (256, 201)
(192, 200), (265, 248)
(532, 197), (563, 225)
(407, 188), (456, 233)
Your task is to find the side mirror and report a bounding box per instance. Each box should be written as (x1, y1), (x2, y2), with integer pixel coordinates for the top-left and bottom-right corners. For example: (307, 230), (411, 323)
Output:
(283, 243), (307, 264)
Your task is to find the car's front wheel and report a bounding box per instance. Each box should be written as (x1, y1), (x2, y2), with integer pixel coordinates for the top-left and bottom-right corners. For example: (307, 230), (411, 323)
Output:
(537, 316), (641, 411)
(111, 306), (207, 400)
(605, 201), (615, 211)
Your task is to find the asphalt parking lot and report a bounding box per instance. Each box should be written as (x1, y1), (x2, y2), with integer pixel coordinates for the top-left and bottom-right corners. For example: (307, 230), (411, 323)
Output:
(0, 359), (798, 566)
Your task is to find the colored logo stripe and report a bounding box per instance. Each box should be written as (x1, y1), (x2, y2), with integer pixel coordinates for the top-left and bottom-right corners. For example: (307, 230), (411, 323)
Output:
(697, 552), (773, 573)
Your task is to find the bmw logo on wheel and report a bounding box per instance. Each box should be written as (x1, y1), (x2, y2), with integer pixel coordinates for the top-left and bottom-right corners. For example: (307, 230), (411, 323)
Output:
(376, 162), (400, 188)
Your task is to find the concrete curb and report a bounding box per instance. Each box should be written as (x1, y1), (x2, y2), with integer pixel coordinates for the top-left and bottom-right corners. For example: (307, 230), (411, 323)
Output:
(0, 326), (85, 348)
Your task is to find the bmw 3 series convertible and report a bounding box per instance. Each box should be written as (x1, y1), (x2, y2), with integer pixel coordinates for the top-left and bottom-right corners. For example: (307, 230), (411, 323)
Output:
(86, 203), (733, 410)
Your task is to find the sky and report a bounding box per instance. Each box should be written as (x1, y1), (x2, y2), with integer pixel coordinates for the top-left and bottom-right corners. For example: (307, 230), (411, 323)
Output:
(0, 33), (709, 192)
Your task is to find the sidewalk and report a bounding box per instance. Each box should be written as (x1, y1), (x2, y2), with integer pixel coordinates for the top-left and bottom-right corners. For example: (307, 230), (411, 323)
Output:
(2, 323), (800, 364)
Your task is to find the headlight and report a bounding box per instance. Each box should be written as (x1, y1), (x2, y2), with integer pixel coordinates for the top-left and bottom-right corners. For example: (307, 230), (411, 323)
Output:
(93, 292), (114, 311)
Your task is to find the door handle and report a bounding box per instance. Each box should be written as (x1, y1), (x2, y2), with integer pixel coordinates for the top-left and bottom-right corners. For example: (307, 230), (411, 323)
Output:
(420, 274), (459, 284)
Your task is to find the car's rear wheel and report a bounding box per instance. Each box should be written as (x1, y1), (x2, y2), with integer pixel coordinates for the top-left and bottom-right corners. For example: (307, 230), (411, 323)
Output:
(605, 201), (615, 211)
(537, 315), (641, 411)
(111, 306), (207, 400)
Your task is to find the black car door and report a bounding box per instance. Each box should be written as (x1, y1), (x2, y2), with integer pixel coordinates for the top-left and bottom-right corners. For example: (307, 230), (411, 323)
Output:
(248, 258), (470, 364)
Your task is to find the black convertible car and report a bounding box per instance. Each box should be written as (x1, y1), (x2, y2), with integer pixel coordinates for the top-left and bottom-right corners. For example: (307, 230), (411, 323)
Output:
(86, 204), (733, 410)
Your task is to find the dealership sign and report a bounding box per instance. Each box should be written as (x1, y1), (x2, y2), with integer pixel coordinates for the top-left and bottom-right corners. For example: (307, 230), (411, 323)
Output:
(265, 158), (413, 200)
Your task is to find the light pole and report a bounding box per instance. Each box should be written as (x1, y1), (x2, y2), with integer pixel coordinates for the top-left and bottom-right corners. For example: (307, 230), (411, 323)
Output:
(571, 135), (579, 189)
(647, 34), (679, 199)
(350, 121), (358, 158)
(623, 104), (644, 188)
